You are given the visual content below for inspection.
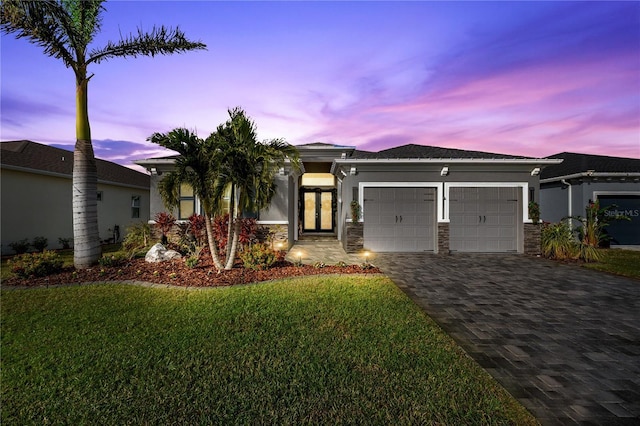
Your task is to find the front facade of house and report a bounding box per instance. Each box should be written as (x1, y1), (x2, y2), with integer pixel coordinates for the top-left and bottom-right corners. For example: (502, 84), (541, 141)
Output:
(1, 141), (150, 254)
(137, 143), (560, 255)
(540, 152), (640, 246)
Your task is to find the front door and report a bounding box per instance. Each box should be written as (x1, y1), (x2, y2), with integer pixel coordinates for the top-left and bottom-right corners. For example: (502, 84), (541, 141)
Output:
(302, 189), (335, 232)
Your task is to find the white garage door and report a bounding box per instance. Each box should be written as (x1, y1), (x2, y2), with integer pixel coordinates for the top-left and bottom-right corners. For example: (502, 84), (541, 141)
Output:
(449, 187), (518, 252)
(364, 187), (436, 252)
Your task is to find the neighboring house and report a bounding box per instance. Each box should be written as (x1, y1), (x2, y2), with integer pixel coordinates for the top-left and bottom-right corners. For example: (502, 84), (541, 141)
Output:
(136, 143), (560, 255)
(1, 140), (150, 254)
(540, 152), (640, 246)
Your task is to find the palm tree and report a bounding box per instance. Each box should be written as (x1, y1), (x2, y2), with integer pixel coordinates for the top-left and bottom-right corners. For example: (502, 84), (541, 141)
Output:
(1, 1), (206, 268)
(148, 129), (226, 271)
(213, 108), (301, 270)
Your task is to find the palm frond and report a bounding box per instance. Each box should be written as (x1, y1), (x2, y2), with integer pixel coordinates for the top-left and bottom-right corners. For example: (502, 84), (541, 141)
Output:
(88, 25), (206, 64)
(1, 0), (76, 68)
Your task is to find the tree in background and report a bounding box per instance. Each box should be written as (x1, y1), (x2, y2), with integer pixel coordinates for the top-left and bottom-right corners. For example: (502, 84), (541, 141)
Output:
(1, 0), (206, 268)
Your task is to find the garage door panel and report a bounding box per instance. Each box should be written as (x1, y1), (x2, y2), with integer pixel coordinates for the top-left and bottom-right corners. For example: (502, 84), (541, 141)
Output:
(450, 187), (518, 253)
(364, 187), (435, 252)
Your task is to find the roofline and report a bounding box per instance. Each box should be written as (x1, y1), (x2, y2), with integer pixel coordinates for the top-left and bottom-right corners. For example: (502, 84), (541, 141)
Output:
(540, 171), (640, 183)
(1, 163), (150, 190)
(334, 158), (563, 165)
(134, 158), (177, 166)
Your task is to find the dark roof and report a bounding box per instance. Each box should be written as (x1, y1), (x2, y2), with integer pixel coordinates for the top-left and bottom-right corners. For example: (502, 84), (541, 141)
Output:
(351, 144), (529, 159)
(541, 152), (640, 179)
(1, 140), (149, 188)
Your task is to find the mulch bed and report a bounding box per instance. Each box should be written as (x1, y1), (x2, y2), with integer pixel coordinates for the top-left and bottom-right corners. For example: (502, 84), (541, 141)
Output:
(3, 255), (381, 288)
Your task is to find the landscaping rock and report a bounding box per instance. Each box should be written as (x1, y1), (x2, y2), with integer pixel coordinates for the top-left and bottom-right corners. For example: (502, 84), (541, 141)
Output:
(145, 243), (182, 263)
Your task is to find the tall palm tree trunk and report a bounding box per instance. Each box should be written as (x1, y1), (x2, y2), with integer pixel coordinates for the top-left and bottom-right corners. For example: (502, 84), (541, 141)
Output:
(73, 75), (101, 268)
(224, 217), (241, 270)
(226, 185), (234, 259)
(204, 212), (224, 271)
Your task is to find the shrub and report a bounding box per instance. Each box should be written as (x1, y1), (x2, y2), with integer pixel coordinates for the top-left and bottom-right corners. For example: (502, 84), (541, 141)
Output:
(98, 252), (128, 267)
(32, 236), (48, 252)
(188, 214), (207, 246)
(154, 212), (176, 244)
(9, 239), (30, 255)
(240, 243), (277, 271)
(350, 200), (361, 222)
(123, 222), (152, 259)
(574, 200), (629, 249)
(335, 261), (348, 268)
(528, 201), (540, 224)
(213, 214), (258, 253)
(313, 261), (326, 269)
(541, 222), (578, 260)
(58, 237), (72, 249)
(9, 250), (64, 278)
(185, 256), (199, 268)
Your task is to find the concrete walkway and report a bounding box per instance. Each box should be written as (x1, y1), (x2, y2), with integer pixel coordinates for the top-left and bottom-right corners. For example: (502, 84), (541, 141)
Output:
(372, 253), (640, 425)
(285, 240), (365, 265)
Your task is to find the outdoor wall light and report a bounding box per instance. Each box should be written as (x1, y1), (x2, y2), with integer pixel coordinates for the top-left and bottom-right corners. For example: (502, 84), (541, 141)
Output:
(279, 167), (285, 176)
(150, 167), (158, 175)
(531, 167), (541, 176)
(350, 166), (357, 176)
(340, 170), (347, 178)
(440, 166), (449, 176)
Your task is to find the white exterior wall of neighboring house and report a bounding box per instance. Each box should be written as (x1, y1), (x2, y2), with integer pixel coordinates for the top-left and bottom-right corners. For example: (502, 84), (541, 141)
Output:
(1, 168), (150, 255)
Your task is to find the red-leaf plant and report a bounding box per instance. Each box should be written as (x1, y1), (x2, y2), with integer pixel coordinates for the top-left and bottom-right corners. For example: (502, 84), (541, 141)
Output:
(154, 212), (176, 245)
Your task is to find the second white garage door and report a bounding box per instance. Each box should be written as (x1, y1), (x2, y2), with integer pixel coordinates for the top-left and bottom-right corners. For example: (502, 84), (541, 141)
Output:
(449, 187), (519, 252)
(363, 187), (436, 252)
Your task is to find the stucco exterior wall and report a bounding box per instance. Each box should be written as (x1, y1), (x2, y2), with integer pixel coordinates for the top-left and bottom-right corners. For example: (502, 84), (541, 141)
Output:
(258, 174), (289, 222)
(541, 180), (640, 222)
(1, 168), (149, 254)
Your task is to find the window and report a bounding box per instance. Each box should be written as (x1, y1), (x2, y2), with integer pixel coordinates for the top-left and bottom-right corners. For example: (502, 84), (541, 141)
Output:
(179, 184), (195, 219)
(131, 196), (140, 218)
(301, 173), (334, 187)
(97, 191), (103, 201)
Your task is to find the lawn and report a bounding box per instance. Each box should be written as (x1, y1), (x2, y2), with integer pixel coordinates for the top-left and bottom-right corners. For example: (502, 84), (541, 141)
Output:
(583, 248), (640, 279)
(1, 276), (536, 425)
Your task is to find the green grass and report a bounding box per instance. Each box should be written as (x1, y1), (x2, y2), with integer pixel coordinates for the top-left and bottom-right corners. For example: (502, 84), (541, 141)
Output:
(1, 276), (536, 425)
(583, 248), (640, 279)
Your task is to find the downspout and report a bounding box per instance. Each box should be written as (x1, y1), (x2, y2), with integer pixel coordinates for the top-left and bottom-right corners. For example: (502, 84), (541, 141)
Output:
(561, 179), (572, 228)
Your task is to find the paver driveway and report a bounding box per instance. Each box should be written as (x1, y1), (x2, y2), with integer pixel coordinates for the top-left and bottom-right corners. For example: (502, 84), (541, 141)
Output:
(374, 253), (640, 425)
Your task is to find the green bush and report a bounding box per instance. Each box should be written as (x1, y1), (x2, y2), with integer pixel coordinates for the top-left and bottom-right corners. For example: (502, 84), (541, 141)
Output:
(122, 222), (152, 258)
(8, 239), (30, 255)
(541, 222), (578, 260)
(98, 252), (128, 267)
(58, 237), (72, 249)
(9, 250), (64, 278)
(240, 243), (277, 271)
(32, 236), (48, 252)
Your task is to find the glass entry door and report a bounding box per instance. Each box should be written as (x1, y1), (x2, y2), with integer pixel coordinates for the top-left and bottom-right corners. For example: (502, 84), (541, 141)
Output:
(302, 190), (334, 232)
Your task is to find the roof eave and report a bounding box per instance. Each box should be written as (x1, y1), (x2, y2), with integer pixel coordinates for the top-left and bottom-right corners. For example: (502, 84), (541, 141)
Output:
(541, 172), (640, 183)
(333, 158), (563, 165)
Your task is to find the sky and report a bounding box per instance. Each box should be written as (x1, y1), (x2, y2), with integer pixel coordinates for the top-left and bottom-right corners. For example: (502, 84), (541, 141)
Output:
(2, 1), (639, 173)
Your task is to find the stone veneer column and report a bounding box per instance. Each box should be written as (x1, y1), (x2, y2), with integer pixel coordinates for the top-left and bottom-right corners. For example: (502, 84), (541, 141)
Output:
(345, 222), (364, 253)
(437, 222), (450, 254)
(524, 223), (541, 255)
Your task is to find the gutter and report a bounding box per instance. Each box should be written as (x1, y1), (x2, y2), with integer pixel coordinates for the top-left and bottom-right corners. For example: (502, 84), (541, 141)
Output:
(540, 171), (640, 184)
(561, 179), (572, 224)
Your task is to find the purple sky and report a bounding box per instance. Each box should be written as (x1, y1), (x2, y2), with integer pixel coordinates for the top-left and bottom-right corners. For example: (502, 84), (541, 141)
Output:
(2, 1), (639, 172)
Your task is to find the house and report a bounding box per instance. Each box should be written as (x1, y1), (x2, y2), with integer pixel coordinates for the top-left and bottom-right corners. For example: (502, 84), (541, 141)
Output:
(1, 140), (150, 254)
(540, 152), (640, 246)
(136, 143), (560, 255)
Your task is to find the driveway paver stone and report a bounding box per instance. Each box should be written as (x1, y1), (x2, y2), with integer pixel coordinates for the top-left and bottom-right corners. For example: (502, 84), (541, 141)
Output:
(372, 253), (640, 425)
